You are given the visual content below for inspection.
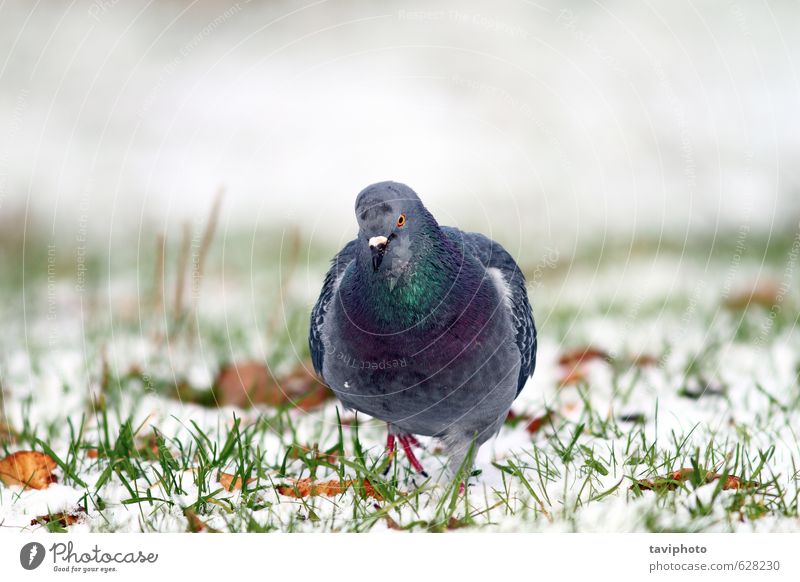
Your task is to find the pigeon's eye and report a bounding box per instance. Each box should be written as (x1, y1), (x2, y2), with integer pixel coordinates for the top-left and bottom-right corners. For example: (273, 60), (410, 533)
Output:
(396, 214), (406, 228)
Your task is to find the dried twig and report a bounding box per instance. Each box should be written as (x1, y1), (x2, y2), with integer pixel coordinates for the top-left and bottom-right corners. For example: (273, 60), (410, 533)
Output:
(172, 222), (191, 330)
(0, 381), (16, 444)
(183, 187), (225, 343)
(152, 232), (165, 313)
(192, 187), (224, 304)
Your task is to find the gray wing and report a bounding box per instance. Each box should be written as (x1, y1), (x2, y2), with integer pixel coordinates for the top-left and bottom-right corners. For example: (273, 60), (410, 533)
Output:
(309, 239), (358, 382)
(443, 227), (537, 397)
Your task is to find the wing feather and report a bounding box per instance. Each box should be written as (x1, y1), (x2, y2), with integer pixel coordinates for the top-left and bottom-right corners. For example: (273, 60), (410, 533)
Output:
(309, 240), (358, 381)
(443, 227), (537, 396)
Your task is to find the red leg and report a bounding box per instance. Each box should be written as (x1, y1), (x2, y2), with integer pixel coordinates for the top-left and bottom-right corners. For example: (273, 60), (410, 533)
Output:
(398, 435), (429, 478)
(406, 434), (422, 448)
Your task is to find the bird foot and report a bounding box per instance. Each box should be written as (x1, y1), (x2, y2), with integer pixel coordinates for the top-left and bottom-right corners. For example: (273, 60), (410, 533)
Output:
(383, 432), (428, 478)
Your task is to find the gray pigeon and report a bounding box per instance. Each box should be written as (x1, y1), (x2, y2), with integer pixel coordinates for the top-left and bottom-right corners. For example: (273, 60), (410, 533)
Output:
(309, 181), (536, 479)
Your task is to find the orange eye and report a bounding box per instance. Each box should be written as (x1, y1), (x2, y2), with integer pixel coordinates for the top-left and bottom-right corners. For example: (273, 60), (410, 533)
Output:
(396, 214), (406, 227)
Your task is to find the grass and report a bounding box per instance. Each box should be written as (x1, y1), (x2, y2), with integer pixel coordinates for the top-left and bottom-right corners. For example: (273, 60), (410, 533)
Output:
(0, 221), (799, 532)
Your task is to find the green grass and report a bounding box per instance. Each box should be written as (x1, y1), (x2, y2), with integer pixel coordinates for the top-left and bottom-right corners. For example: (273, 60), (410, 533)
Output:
(0, 225), (799, 532)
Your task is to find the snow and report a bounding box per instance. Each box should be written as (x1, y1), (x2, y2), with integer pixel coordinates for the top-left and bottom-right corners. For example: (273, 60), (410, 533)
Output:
(1, 257), (798, 533)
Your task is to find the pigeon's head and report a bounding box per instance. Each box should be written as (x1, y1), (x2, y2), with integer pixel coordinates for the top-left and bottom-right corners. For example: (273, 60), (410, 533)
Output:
(354, 181), (438, 281)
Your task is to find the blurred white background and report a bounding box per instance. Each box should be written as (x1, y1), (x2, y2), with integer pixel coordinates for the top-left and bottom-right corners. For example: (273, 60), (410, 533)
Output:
(0, 0), (798, 251)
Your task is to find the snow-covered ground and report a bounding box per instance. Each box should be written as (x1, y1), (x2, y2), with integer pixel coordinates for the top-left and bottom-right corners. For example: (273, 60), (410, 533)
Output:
(1, 242), (798, 533)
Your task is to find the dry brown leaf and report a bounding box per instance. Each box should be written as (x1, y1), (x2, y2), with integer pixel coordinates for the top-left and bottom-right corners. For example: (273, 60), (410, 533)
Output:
(218, 472), (256, 491)
(139, 433), (163, 456)
(384, 515), (403, 530)
(558, 368), (587, 387)
(505, 410), (522, 423)
(558, 347), (611, 368)
(183, 508), (207, 533)
(632, 468), (757, 492)
(280, 364), (334, 410)
(631, 354), (659, 367)
(525, 410), (555, 434)
(721, 475), (750, 490)
(446, 517), (469, 530)
(31, 506), (86, 528)
(555, 346), (614, 388)
(287, 444), (339, 465)
(215, 360), (332, 410)
(276, 478), (383, 500)
(86, 435), (163, 460)
(361, 480), (383, 500)
(725, 284), (780, 311)
(506, 410), (556, 434)
(0, 451), (57, 489)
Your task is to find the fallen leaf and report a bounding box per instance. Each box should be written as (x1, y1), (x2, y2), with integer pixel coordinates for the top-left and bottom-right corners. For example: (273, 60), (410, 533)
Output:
(632, 468), (757, 492)
(556, 346), (613, 388)
(558, 368), (587, 387)
(722, 475), (749, 490)
(504, 410), (523, 428)
(215, 360), (332, 410)
(139, 433), (164, 456)
(558, 347), (611, 368)
(384, 515), (403, 530)
(0, 451), (57, 489)
(725, 283), (780, 311)
(631, 354), (659, 367)
(31, 506), (86, 528)
(446, 516), (469, 530)
(279, 365), (334, 410)
(218, 472), (256, 491)
(507, 409), (557, 433)
(183, 508), (212, 533)
(86, 434), (164, 460)
(504, 410), (528, 428)
(526, 410), (555, 434)
(287, 444), (339, 465)
(276, 478), (383, 500)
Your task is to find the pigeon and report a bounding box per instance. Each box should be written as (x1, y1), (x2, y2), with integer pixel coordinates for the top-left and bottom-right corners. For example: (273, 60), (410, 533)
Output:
(309, 181), (536, 479)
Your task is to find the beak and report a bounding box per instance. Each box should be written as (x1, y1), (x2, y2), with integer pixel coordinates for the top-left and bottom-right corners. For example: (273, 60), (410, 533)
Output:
(368, 236), (388, 272)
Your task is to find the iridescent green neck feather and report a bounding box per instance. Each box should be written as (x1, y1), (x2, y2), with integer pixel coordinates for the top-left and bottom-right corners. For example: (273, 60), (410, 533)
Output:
(348, 224), (459, 331)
